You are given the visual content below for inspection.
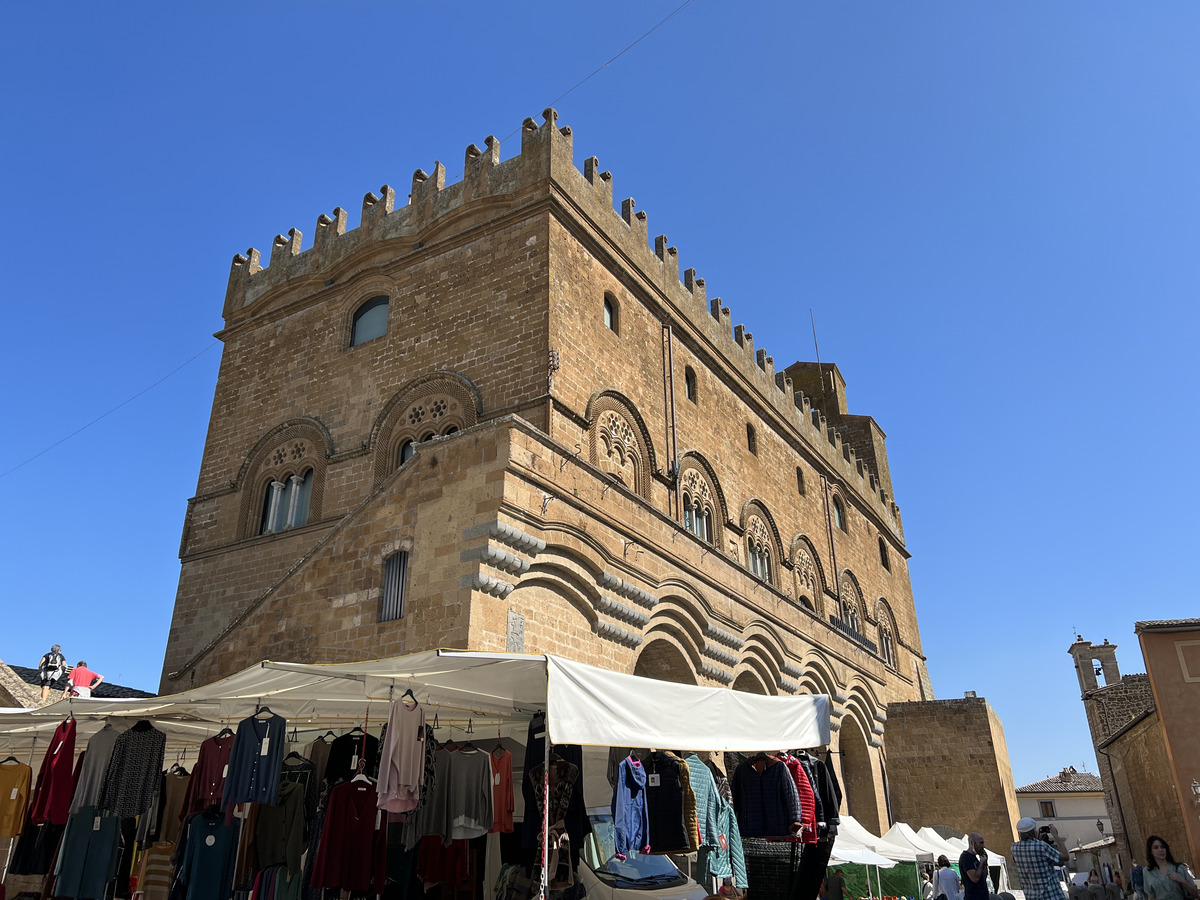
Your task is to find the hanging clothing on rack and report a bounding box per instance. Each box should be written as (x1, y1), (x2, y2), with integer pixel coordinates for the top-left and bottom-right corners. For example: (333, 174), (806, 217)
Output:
(446, 745), (494, 840)
(790, 751), (843, 900)
(70, 723), (122, 814)
(311, 778), (387, 892)
(644, 750), (689, 853)
(180, 731), (235, 819)
(254, 778), (306, 877)
(279, 753), (319, 823)
(376, 696), (426, 813)
(53, 806), (122, 900)
(302, 735), (331, 786)
(529, 755), (579, 871)
(7, 810), (64, 876)
(731, 754), (802, 838)
(30, 716), (76, 825)
(780, 753), (817, 844)
(99, 720), (166, 818)
(135, 841), (176, 900)
(221, 712), (286, 811)
(612, 755), (650, 859)
(519, 710), (547, 849)
(488, 746), (514, 833)
(177, 807), (240, 900)
(325, 729), (379, 786)
(158, 768), (191, 844)
(0, 760), (31, 837)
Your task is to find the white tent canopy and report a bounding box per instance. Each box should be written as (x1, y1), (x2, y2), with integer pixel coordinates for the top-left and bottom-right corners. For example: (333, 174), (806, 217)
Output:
(917, 827), (968, 861)
(837, 816), (921, 862)
(0, 650), (831, 756)
(883, 823), (939, 862)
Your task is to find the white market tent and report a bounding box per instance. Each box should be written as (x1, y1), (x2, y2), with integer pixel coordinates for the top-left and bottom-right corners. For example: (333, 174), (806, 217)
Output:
(838, 816), (921, 862)
(884, 822), (939, 862)
(0, 650), (831, 753)
(917, 827), (969, 861)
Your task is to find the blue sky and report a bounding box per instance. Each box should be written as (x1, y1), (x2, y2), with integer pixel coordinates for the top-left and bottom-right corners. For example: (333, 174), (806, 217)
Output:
(2, 3), (1197, 792)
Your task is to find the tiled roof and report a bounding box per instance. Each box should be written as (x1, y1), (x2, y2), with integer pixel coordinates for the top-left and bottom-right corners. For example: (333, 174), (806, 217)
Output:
(1135, 619), (1200, 633)
(8, 665), (155, 700)
(1016, 770), (1104, 794)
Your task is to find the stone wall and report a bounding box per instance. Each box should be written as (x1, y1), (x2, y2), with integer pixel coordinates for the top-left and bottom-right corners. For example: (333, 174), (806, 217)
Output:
(883, 698), (1019, 856)
(1103, 711), (1192, 869)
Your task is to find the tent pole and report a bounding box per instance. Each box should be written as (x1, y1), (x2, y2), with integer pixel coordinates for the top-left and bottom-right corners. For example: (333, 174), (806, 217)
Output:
(540, 725), (550, 900)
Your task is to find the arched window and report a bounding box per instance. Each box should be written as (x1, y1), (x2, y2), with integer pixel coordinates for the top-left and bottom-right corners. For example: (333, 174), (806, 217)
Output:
(747, 540), (771, 582)
(844, 597), (860, 633)
(259, 468), (313, 535)
(682, 491), (713, 544)
(603, 292), (619, 333)
(746, 423), (757, 455)
(684, 367), (697, 402)
(796, 466), (805, 495)
(350, 296), (389, 346)
(879, 537), (890, 571)
(879, 626), (896, 667)
(832, 496), (847, 532)
(397, 440), (415, 467)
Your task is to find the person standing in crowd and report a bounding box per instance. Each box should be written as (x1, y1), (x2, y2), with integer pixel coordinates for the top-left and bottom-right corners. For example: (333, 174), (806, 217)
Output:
(65, 660), (103, 699)
(923, 869), (936, 900)
(961, 832), (992, 900)
(37, 644), (67, 701)
(1132, 863), (1145, 900)
(936, 855), (963, 900)
(1011, 817), (1068, 900)
(824, 868), (848, 900)
(1142, 836), (1199, 900)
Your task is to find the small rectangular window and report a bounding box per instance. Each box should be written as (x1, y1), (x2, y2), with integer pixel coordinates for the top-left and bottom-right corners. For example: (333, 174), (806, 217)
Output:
(381, 551), (409, 622)
(1039, 800), (1056, 818)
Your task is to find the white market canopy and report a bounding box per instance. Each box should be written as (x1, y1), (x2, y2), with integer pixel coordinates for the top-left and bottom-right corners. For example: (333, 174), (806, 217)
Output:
(837, 816), (921, 862)
(917, 827), (968, 861)
(0, 650), (831, 756)
(883, 823), (939, 862)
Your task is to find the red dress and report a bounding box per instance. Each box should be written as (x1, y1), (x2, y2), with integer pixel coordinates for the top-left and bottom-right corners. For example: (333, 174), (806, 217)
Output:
(312, 780), (387, 891)
(180, 733), (235, 819)
(31, 718), (75, 825)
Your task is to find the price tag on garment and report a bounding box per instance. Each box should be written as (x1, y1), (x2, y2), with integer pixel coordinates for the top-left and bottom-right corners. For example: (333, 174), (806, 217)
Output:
(494, 773), (501, 786)
(93, 816), (101, 832)
(375, 810), (382, 831)
(222, 764), (229, 778)
(351, 754), (359, 769)
(534, 731), (546, 739)
(54, 741), (63, 755)
(648, 774), (661, 787)
(205, 834), (216, 847)
(260, 737), (270, 756)
(9, 788), (17, 801)
(719, 833), (728, 851)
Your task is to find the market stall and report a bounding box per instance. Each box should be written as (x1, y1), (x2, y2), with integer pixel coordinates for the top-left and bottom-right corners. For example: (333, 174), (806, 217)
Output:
(0, 650), (833, 900)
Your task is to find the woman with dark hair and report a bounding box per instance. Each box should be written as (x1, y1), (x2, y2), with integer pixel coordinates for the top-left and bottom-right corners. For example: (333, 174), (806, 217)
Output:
(1143, 835), (1198, 900)
(936, 855), (962, 900)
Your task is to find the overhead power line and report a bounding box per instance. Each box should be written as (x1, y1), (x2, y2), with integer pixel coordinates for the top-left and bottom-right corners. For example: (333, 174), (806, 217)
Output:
(0, 341), (219, 481)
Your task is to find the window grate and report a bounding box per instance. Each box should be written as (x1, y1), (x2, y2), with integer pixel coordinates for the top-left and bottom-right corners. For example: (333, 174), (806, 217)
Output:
(381, 551), (409, 622)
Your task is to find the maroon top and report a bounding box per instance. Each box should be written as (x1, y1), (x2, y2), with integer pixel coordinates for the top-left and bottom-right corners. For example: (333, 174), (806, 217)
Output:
(31, 717), (76, 825)
(312, 780), (388, 891)
(783, 755), (818, 844)
(180, 733), (235, 819)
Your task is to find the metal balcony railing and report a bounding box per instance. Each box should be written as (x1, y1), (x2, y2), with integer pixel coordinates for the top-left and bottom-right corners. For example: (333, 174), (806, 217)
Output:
(828, 615), (878, 654)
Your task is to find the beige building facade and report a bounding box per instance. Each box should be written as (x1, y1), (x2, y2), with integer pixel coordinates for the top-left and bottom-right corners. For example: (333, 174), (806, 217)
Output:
(160, 110), (932, 834)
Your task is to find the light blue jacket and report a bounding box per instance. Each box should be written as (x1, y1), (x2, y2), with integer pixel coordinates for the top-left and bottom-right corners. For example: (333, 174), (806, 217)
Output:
(612, 756), (650, 858)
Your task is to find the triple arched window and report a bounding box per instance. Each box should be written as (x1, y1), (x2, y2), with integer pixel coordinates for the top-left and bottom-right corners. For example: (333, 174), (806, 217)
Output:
(682, 491), (713, 543)
(260, 469), (313, 534)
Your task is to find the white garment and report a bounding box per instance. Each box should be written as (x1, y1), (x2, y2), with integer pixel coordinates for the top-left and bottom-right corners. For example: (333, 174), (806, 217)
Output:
(937, 867), (963, 900)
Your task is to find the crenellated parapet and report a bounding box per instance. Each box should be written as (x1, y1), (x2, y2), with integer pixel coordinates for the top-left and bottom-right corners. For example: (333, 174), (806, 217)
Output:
(219, 108), (902, 533)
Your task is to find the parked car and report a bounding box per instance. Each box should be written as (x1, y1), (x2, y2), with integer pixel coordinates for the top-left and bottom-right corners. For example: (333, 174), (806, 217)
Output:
(578, 807), (710, 899)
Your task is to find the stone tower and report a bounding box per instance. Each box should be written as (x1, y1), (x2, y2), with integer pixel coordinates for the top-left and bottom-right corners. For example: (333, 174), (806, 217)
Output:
(160, 111), (934, 834)
(1069, 637), (1154, 866)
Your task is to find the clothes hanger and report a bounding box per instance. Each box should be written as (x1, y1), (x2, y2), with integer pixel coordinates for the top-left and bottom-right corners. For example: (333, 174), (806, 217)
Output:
(216, 726), (234, 739)
(400, 687), (417, 706)
(320, 730), (335, 741)
(492, 725), (505, 756)
(283, 751), (308, 763)
(0, 756), (20, 765)
(254, 705), (276, 719)
(345, 725), (365, 735)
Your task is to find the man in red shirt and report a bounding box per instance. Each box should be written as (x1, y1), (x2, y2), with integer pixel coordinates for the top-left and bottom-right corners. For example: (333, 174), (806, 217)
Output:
(65, 661), (103, 699)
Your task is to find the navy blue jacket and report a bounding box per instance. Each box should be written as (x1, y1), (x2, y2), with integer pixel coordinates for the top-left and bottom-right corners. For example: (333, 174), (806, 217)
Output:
(731, 759), (802, 838)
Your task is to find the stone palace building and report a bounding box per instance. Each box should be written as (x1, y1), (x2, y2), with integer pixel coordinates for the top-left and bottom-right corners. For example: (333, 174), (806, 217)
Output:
(159, 110), (933, 834)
